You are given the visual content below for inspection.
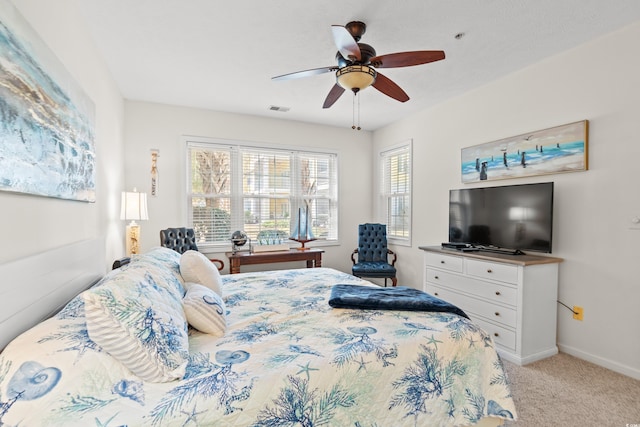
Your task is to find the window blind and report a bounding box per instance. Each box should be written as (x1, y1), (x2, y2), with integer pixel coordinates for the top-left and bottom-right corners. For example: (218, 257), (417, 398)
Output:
(186, 139), (338, 247)
(380, 142), (412, 242)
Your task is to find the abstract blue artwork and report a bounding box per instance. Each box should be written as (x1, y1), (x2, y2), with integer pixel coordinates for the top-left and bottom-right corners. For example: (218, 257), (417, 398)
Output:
(461, 120), (588, 183)
(0, 0), (96, 202)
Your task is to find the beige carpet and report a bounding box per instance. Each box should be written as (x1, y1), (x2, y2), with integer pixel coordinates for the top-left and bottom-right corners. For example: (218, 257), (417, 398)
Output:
(501, 352), (640, 426)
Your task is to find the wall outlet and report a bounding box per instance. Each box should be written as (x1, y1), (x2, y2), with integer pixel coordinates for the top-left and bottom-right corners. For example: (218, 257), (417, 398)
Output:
(573, 306), (584, 321)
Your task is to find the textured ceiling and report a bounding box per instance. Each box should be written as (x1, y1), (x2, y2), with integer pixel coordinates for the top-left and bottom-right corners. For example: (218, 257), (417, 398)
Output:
(77, 0), (640, 131)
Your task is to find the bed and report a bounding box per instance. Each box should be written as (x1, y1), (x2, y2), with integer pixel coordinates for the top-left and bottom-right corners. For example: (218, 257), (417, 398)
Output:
(0, 244), (516, 426)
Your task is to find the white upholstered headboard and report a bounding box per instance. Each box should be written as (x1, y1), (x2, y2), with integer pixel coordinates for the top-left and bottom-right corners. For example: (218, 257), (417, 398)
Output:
(0, 238), (105, 350)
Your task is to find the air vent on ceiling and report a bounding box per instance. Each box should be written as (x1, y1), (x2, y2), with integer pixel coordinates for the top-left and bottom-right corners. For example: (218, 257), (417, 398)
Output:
(269, 105), (290, 112)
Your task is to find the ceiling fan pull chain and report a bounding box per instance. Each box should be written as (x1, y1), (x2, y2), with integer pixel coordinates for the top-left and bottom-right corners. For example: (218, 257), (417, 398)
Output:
(352, 93), (356, 130)
(351, 93), (362, 131)
(357, 94), (361, 130)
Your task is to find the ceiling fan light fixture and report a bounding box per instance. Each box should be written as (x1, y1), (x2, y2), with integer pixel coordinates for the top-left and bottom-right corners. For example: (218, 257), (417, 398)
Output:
(336, 65), (376, 92)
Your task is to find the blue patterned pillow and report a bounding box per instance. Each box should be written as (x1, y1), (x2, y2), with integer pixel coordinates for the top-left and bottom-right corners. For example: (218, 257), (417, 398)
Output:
(83, 265), (189, 382)
(130, 247), (186, 296)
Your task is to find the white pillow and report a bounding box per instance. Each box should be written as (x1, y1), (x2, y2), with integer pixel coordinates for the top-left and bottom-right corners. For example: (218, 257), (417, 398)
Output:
(183, 284), (226, 336)
(180, 250), (223, 296)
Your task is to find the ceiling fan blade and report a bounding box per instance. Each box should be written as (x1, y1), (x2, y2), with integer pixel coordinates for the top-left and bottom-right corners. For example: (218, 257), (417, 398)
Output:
(372, 72), (409, 103)
(323, 84), (346, 109)
(331, 25), (361, 62)
(272, 66), (337, 81)
(370, 50), (445, 68)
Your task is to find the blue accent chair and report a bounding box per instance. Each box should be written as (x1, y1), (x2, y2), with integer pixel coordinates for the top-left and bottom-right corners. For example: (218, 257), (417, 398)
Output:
(351, 223), (398, 287)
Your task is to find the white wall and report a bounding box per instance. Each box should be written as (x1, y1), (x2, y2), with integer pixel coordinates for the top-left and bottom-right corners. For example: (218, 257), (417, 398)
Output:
(123, 101), (373, 273)
(0, 0), (125, 268)
(374, 22), (640, 379)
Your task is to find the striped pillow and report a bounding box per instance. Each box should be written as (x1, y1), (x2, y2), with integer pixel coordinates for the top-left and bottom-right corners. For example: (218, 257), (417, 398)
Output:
(183, 284), (226, 336)
(83, 266), (189, 383)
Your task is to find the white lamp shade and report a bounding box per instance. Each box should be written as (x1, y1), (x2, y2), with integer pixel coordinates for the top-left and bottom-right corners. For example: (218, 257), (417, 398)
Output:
(120, 190), (149, 221)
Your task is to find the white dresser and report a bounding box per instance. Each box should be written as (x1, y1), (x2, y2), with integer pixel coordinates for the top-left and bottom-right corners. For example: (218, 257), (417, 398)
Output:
(420, 246), (563, 365)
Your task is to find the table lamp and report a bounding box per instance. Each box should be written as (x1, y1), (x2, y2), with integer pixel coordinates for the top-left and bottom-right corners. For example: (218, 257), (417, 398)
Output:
(121, 188), (149, 255)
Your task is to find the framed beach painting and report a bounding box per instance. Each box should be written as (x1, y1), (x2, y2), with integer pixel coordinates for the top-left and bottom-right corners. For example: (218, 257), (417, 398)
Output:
(0, 0), (96, 202)
(461, 120), (588, 183)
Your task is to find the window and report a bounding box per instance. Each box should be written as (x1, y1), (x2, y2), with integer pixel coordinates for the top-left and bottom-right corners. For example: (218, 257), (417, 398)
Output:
(186, 138), (338, 247)
(380, 141), (412, 245)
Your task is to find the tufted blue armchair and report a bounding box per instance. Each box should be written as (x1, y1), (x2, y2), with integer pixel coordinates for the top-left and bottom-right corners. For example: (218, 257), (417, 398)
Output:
(351, 223), (397, 287)
(160, 227), (224, 271)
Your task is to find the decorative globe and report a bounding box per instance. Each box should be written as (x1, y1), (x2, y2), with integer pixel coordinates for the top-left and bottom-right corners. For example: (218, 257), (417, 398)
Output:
(231, 230), (248, 247)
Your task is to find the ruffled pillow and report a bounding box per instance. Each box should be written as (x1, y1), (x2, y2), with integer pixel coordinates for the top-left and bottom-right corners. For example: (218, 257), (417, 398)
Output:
(180, 250), (223, 296)
(183, 284), (226, 336)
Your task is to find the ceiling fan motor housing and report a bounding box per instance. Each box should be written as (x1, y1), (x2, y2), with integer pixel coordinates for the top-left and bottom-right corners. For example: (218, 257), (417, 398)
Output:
(336, 43), (377, 67)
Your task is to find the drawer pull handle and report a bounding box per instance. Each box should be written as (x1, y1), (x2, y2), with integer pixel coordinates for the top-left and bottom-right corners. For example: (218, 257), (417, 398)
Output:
(434, 292), (439, 296)
(494, 333), (499, 337)
(440, 260), (445, 264)
(434, 276), (439, 280)
(494, 312), (500, 317)
(487, 269), (493, 273)
(495, 291), (501, 296)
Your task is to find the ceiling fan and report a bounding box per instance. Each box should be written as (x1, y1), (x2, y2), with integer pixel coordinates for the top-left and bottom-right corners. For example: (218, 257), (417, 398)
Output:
(272, 21), (445, 109)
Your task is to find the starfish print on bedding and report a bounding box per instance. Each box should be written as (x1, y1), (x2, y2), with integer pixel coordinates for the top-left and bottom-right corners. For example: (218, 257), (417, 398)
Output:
(356, 356), (370, 372)
(296, 361), (319, 380)
(426, 334), (443, 350)
(181, 403), (205, 426)
(94, 413), (120, 427)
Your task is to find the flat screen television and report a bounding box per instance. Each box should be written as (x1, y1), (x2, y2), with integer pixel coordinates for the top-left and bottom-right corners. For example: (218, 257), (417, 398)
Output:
(448, 182), (554, 254)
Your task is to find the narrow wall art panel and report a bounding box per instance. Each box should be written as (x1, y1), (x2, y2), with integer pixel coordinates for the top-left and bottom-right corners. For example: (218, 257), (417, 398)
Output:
(0, 0), (96, 202)
(461, 120), (588, 183)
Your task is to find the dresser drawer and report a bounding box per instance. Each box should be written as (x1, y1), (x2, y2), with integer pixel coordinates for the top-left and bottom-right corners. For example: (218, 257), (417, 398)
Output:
(427, 284), (516, 351)
(425, 252), (463, 273)
(466, 259), (519, 284)
(425, 269), (517, 306)
(427, 284), (517, 329)
(471, 317), (517, 351)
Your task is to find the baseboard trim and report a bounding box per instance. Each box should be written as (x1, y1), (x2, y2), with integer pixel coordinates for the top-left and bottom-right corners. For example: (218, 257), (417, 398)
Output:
(497, 346), (558, 366)
(558, 343), (640, 380)
(520, 347), (559, 365)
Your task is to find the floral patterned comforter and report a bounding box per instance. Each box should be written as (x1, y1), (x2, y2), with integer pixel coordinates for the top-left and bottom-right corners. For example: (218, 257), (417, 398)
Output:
(0, 267), (516, 426)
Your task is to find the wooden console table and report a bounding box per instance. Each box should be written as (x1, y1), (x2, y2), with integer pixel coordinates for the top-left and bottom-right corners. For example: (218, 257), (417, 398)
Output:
(225, 248), (324, 274)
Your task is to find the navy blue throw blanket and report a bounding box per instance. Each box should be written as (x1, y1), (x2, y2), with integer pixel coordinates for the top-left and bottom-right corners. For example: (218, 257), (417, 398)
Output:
(329, 284), (468, 319)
